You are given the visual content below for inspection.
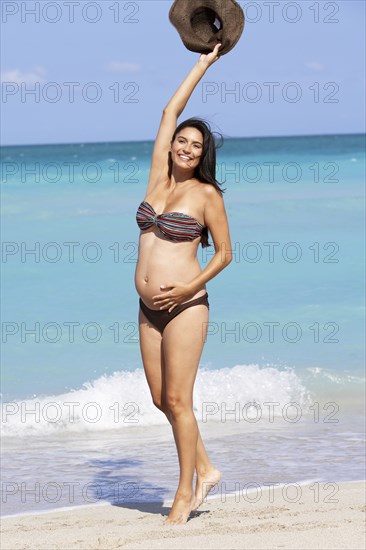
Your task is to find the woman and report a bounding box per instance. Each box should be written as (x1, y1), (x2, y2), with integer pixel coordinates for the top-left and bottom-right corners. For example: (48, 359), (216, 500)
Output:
(135, 43), (232, 525)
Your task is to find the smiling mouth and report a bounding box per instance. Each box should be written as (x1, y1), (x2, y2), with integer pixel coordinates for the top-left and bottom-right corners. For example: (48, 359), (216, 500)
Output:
(178, 154), (192, 161)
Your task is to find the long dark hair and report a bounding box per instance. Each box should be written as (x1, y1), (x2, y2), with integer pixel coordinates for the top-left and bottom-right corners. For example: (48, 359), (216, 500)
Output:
(169, 117), (226, 248)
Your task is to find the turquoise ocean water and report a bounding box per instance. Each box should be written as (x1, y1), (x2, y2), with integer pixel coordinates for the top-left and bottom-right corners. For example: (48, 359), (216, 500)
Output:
(1, 134), (365, 516)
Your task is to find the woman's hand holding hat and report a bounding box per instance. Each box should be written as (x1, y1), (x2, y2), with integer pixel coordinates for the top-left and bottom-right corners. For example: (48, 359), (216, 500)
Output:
(198, 43), (222, 70)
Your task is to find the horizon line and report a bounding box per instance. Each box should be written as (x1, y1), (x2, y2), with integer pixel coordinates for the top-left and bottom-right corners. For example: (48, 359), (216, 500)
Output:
(1, 131), (365, 149)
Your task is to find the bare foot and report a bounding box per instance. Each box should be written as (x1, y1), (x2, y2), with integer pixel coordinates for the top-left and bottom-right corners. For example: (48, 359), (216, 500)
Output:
(163, 490), (196, 525)
(192, 468), (221, 511)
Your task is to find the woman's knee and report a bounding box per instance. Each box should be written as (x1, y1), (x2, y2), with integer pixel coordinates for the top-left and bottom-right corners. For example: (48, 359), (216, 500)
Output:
(165, 394), (192, 417)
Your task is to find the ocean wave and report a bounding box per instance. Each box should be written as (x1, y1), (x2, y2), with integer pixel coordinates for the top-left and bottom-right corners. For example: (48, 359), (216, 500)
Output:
(0, 364), (312, 438)
(306, 367), (366, 385)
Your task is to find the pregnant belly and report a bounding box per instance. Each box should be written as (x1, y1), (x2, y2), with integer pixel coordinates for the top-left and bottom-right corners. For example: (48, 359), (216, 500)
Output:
(135, 262), (206, 310)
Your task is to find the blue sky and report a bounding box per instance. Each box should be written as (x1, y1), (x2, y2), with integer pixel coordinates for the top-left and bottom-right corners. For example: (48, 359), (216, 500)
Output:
(1, 0), (365, 145)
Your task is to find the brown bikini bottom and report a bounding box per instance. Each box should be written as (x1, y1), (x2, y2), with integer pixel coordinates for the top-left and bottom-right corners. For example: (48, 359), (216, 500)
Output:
(139, 292), (209, 334)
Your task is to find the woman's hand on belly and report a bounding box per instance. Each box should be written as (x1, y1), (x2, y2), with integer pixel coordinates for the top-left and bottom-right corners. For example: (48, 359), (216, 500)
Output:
(151, 281), (197, 313)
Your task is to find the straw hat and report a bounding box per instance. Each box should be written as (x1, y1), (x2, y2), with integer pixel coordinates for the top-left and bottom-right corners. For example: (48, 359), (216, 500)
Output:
(169, 0), (245, 56)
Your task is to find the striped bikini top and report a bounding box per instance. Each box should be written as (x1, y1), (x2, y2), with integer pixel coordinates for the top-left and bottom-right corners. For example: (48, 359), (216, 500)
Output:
(136, 200), (204, 242)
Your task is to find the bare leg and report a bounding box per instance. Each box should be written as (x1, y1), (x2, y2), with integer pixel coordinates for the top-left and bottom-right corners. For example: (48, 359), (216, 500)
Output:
(138, 305), (220, 522)
(163, 407), (221, 511)
(164, 399), (197, 524)
(192, 434), (221, 510)
(162, 303), (213, 524)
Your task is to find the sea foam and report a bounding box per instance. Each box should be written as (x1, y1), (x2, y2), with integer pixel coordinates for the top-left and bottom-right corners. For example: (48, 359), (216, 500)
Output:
(1, 364), (312, 438)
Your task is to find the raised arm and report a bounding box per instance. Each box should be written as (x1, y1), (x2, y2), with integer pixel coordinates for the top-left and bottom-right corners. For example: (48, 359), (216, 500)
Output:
(145, 44), (221, 196)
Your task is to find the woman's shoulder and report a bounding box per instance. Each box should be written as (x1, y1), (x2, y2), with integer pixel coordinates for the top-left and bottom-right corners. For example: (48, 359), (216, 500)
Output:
(194, 180), (222, 202)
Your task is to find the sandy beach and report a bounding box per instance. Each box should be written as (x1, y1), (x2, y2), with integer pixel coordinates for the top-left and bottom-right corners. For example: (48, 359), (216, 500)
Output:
(1, 480), (365, 550)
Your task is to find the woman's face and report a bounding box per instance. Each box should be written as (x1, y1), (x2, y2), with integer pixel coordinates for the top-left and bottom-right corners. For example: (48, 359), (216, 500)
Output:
(170, 127), (204, 171)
